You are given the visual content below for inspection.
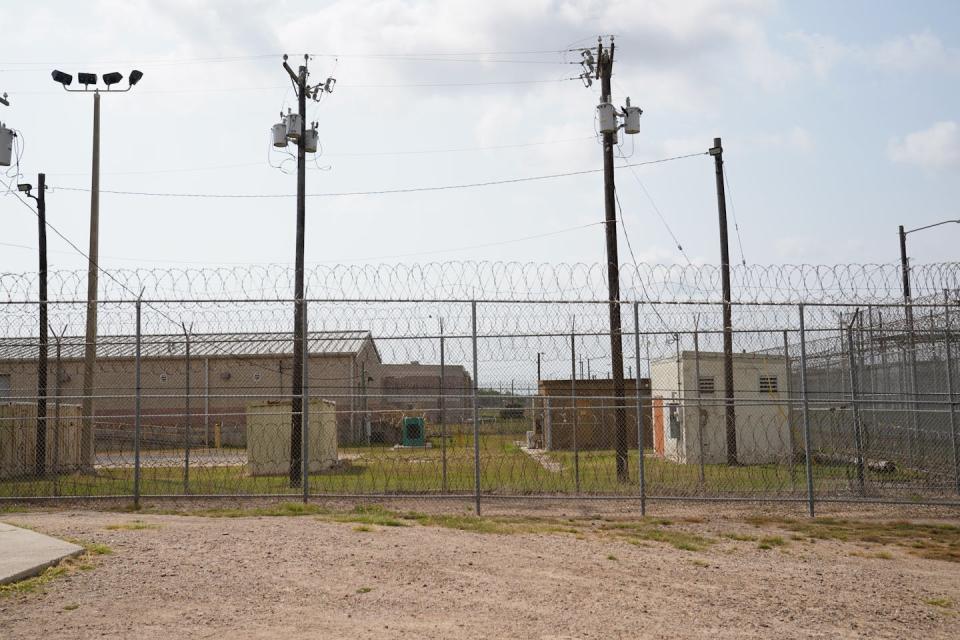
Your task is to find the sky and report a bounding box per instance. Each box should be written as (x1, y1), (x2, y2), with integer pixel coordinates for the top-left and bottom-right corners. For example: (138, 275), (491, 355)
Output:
(1, 0), (959, 279)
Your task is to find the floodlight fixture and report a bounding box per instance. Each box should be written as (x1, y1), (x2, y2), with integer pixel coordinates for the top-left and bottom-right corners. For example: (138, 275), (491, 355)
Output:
(102, 72), (123, 87)
(51, 70), (73, 87)
(17, 183), (32, 193)
(128, 70), (143, 86)
(78, 72), (97, 87)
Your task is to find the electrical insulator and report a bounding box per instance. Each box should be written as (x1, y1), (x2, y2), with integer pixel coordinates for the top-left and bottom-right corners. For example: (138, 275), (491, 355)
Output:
(597, 102), (617, 134)
(271, 123), (288, 148)
(623, 97), (641, 135)
(303, 128), (318, 153)
(285, 112), (302, 140)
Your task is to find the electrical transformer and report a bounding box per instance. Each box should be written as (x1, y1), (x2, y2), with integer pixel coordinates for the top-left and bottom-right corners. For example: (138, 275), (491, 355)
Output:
(303, 128), (318, 153)
(271, 123), (288, 148)
(623, 98), (641, 135)
(284, 113), (302, 140)
(597, 102), (617, 134)
(0, 124), (12, 167)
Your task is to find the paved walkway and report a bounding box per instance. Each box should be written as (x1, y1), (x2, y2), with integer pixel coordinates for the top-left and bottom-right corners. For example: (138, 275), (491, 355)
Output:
(0, 522), (83, 585)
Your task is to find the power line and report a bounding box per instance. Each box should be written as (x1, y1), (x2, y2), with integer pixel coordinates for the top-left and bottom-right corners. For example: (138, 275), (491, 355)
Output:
(616, 153), (693, 266)
(43, 136), (596, 176)
(49, 152), (707, 199)
(723, 164), (747, 266)
(0, 49), (572, 68)
(11, 77), (580, 96)
(0, 175), (180, 327)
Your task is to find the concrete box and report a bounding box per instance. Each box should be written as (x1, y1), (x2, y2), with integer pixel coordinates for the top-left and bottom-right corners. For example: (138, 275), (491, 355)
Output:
(246, 399), (337, 476)
(0, 402), (83, 479)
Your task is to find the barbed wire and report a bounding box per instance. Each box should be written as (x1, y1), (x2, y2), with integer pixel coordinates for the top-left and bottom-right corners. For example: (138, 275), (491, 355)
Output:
(2, 261), (958, 304)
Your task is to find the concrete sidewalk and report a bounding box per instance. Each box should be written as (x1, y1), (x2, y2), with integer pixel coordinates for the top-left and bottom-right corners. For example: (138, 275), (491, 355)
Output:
(0, 522), (83, 585)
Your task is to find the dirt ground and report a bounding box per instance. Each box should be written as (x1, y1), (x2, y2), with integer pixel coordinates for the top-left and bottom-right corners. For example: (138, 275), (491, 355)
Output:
(2, 500), (959, 639)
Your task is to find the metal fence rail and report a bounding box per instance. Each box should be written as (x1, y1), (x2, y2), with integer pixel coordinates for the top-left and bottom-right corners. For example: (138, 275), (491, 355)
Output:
(1, 296), (958, 515)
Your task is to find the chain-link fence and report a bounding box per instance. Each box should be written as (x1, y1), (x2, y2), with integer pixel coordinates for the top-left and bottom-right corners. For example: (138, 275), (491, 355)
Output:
(1, 294), (958, 513)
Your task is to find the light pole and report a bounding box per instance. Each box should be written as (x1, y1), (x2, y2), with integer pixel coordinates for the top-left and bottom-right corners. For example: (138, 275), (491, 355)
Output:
(18, 176), (47, 477)
(899, 219), (959, 468)
(51, 69), (143, 470)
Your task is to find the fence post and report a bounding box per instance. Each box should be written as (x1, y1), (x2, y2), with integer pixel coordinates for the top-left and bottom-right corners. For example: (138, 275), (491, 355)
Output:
(182, 323), (191, 495)
(570, 325), (580, 494)
(692, 323), (706, 491)
(53, 330), (63, 497)
(783, 329), (797, 492)
(633, 303), (646, 516)
(471, 301), (481, 516)
(439, 319), (447, 494)
(302, 299), (310, 502)
(798, 304), (816, 517)
(846, 319), (866, 496)
(945, 291), (959, 495)
(134, 297), (142, 509)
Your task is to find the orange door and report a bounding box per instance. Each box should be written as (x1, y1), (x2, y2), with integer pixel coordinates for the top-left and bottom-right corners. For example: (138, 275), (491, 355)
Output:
(652, 397), (665, 456)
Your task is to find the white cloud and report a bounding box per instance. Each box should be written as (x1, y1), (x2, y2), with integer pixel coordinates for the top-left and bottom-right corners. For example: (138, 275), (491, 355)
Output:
(888, 121), (960, 170)
(788, 29), (960, 78)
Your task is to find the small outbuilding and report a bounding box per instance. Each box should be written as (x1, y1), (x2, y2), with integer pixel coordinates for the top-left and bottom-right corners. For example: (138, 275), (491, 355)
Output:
(535, 379), (651, 451)
(649, 351), (791, 465)
(246, 399), (338, 476)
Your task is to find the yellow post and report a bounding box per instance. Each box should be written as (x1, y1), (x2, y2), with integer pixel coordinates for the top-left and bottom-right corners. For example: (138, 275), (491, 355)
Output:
(214, 422), (222, 449)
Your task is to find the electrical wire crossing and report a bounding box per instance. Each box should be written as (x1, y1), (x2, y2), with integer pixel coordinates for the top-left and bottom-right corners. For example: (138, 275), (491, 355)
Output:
(48, 152), (707, 199)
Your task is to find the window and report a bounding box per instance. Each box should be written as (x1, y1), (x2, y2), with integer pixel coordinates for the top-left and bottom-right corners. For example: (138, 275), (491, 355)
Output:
(759, 375), (779, 393)
(697, 377), (715, 395)
(159, 373), (168, 384)
(253, 372), (262, 382)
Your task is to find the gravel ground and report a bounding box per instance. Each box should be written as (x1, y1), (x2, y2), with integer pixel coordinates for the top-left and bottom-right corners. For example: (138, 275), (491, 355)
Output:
(1, 503), (959, 639)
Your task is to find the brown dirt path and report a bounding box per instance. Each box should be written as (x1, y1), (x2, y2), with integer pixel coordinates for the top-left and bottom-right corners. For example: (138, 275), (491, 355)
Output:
(1, 507), (958, 639)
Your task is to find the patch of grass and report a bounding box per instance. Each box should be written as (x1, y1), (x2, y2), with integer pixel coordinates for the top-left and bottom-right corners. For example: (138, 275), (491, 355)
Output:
(328, 505), (409, 528)
(63, 603), (79, 611)
(690, 559), (709, 568)
(104, 520), (159, 531)
(850, 550), (894, 560)
(758, 536), (787, 550)
(194, 502), (330, 518)
(353, 524), (373, 532)
(744, 516), (960, 563)
(0, 550), (103, 598)
(606, 554), (618, 561)
(356, 587), (373, 594)
(925, 597), (952, 609)
(719, 532), (757, 542)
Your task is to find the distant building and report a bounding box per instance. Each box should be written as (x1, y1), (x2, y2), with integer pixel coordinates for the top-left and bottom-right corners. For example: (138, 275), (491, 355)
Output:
(535, 378), (651, 451)
(0, 331), (468, 449)
(649, 351), (791, 465)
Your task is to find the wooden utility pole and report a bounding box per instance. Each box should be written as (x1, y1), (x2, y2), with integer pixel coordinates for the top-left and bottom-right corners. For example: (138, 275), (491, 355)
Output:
(709, 137), (738, 465)
(36, 173), (48, 477)
(283, 55), (308, 487)
(597, 39), (629, 481)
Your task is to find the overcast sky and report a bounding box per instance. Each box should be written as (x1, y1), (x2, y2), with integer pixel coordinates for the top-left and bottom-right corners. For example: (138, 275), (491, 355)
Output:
(2, 0), (959, 277)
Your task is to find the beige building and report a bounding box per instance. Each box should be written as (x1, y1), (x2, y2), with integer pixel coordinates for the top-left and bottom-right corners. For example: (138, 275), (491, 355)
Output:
(0, 331), (382, 450)
(649, 351), (791, 465)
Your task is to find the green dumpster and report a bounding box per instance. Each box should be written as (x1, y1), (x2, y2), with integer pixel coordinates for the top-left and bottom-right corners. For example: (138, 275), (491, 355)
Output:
(401, 416), (426, 447)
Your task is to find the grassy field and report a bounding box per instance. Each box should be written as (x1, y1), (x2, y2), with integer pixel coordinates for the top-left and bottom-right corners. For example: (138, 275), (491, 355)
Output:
(0, 431), (933, 500)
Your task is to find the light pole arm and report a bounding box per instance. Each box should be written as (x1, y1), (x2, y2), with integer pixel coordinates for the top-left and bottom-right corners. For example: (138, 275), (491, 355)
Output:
(905, 219), (960, 235)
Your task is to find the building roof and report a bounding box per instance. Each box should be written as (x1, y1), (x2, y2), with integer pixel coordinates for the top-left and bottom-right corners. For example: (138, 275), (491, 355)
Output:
(378, 363), (470, 378)
(0, 330), (379, 362)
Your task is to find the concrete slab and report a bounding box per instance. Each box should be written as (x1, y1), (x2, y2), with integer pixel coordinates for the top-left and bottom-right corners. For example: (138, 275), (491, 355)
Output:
(0, 522), (83, 585)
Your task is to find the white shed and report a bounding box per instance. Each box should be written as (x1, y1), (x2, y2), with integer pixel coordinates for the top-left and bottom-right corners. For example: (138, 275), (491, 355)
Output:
(649, 351), (792, 465)
(246, 399), (338, 476)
